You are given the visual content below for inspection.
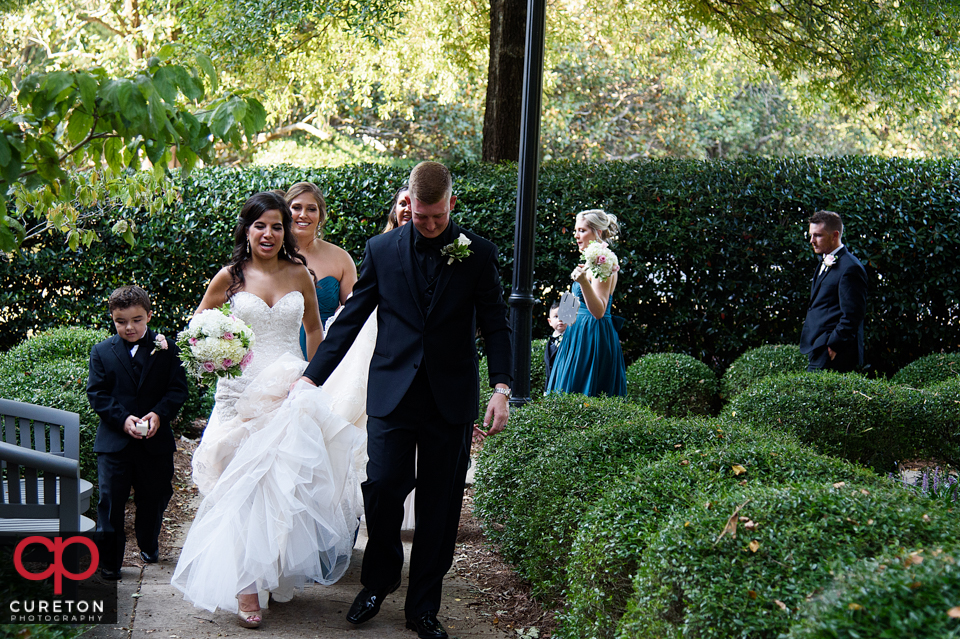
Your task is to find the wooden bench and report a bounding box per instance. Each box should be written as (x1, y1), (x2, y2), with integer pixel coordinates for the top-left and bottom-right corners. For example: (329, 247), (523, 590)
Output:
(0, 399), (95, 533)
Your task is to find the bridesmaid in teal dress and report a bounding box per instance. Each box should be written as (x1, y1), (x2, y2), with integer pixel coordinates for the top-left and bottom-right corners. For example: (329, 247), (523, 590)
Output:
(286, 183), (358, 357)
(546, 209), (627, 397)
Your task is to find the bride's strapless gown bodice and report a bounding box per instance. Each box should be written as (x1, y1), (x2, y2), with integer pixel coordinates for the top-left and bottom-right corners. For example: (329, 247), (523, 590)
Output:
(215, 291), (305, 421)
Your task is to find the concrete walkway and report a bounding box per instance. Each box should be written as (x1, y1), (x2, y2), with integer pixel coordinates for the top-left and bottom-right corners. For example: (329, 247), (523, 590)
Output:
(80, 468), (509, 639)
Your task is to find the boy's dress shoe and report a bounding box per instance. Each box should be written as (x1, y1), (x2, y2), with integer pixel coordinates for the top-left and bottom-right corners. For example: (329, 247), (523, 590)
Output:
(100, 568), (121, 581)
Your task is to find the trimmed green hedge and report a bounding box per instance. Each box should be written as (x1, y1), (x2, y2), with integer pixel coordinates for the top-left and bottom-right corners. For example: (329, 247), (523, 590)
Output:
(559, 435), (883, 639)
(475, 392), (740, 602)
(626, 352), (718, 417)
(785, 546), (960, 639)
(721, 344), (808, 400)
(891, 352), (960, 388)
(723, 372), (960, 471)
(618, 482), (960, 639)
(5, 157), (960, 375)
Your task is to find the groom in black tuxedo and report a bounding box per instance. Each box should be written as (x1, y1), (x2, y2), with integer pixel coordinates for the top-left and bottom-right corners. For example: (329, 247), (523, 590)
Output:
(302, 161), (512, 639)
(799, 210), (868, 372)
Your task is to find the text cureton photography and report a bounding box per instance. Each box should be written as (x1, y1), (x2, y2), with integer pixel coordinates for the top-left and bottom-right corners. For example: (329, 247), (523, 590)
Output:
(1, 534), (118, 625)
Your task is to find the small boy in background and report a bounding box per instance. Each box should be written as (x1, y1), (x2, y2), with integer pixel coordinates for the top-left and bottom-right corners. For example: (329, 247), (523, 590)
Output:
(543, 301), (567, 391)
(87, 285), (189, 580)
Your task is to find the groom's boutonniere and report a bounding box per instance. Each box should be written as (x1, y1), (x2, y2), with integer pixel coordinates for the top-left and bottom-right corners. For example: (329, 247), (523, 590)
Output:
(150, 334), (168, 356)
(442, 233), (472, 265)
(823, 254), (838, 268)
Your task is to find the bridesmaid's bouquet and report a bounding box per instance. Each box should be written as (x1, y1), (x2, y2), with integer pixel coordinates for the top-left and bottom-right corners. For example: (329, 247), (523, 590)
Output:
(177, 306), (255, 384)
(582, 241), (620, 281)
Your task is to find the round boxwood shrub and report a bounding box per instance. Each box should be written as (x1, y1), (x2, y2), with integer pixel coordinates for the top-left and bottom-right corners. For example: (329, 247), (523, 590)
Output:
(891, 352), (960, 388)
(721, 344), (808, 400)
(559, 435), (883, 639)
(626, 353), (718, 417)
(785, 546), (960, 639)
(618, 481), (960, 639)
(2, 326), (109, 373)
(477, 393), (742, 602)
(474, 392), (627, 545)
(723, 372), (956, 471)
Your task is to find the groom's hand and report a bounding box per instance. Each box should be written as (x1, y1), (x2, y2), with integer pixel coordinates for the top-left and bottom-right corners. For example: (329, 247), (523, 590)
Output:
(482, 386), (510, 437)
(297, 376), (318, 387)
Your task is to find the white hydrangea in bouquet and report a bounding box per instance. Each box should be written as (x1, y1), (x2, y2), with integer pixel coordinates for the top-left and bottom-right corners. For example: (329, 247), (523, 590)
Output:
(177, 305), (255, 384)
(581, 240), (620, 281)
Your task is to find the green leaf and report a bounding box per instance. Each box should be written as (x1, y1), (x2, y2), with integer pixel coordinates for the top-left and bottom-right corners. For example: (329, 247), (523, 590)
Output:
(75, 72), (98, 113)
(103, 137), (123, 174)
(241, 97), (267, 138)
(171, 66), (204, 102)
(0, 134), (10, 167)
(209, 99), (239, 140)
(41, 71), (74, 101)
(195, 54), (218, 92)
(65, 110), (95, 147)
(156, 43), (179, 61)
(151, 66), (178, 103)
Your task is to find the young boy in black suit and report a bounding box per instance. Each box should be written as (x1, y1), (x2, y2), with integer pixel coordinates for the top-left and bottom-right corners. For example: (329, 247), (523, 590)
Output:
(87, 285), (189, 580)
(543, 301), (567, 392)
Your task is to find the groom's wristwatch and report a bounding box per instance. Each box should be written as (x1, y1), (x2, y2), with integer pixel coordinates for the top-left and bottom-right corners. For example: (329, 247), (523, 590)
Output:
(493, 387), (512, 400)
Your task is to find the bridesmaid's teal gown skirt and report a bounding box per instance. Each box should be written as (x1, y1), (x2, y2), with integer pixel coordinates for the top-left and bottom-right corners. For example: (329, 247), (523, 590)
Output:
(300, 275), (341, 358)
(546, 282), (627, 397)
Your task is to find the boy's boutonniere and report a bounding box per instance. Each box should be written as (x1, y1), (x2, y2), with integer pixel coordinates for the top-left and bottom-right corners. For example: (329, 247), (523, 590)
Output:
(151, 334), (168, 356)
(823, 254), (838, 268)
(441, 233), (472, 265)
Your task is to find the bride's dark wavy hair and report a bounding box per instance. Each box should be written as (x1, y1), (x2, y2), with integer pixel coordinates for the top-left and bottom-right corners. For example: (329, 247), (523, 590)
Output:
(224, 192), (309, 298)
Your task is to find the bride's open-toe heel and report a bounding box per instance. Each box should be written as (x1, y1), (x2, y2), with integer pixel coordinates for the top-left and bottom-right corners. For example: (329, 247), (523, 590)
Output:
(237, 596), (262, 629)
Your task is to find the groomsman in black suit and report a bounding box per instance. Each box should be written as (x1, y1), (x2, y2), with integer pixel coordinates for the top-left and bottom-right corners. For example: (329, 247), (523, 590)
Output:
(799, 210), (868, 372)
(87, 286), (189, 579)
(543, 301), (566, 391)
(302, 162), (512, 639)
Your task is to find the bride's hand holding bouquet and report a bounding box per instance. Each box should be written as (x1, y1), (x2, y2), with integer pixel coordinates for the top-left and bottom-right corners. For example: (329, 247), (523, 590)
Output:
(177, 306), (256, 385)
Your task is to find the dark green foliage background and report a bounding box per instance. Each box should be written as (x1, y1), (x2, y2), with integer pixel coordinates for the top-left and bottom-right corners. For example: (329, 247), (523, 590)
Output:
(625, 352), (719, 417)
(2, 157), (959, 375)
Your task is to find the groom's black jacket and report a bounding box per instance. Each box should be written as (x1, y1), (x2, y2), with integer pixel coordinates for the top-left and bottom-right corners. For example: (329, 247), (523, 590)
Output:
(303, 221), (512, 424)
(799, 245), (867, 370)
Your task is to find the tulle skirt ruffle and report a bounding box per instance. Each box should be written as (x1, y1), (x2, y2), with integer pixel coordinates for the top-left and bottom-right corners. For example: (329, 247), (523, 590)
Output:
(172, 354), (365, 613)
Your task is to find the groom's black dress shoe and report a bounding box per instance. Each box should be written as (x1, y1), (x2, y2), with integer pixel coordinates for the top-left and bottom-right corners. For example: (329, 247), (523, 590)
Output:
(405, 612), (448, 639)
(345, 579), (401, 625)
(139, 550), (159, 563)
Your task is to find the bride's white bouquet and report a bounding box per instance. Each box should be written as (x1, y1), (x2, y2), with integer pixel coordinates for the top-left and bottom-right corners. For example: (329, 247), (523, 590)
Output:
(582, 240), (620, 282)
(177, 306), (255, 384)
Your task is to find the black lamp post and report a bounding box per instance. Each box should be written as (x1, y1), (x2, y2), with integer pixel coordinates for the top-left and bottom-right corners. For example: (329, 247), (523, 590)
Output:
(508, 0), (547, 405)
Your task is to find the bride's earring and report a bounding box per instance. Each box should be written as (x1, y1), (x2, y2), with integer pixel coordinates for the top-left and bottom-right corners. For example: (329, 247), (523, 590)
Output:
(246, 238), (251, 255)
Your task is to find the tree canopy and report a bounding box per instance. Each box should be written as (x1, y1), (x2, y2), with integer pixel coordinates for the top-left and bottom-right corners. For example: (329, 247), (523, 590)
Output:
(3, 0), (960, 250)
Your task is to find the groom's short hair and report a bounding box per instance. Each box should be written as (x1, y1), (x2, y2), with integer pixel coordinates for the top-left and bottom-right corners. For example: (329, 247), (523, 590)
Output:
(409, 162), (452, 205)
(809, 210), (843, 235)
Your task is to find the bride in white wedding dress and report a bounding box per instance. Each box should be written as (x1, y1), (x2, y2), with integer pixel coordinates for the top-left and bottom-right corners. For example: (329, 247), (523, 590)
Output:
(171, 192), (372, 629)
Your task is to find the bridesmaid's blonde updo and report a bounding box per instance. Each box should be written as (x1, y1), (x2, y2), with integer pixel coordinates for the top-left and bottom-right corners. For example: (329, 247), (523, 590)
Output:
(577, 209), (621, 244)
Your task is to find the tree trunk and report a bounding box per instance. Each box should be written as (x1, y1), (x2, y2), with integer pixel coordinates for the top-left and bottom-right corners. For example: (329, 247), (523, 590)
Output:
(482, 0), (527, 163)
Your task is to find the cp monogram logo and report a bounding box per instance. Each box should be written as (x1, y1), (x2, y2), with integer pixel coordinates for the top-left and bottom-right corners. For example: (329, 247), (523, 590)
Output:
(14, 536), (99, 594)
